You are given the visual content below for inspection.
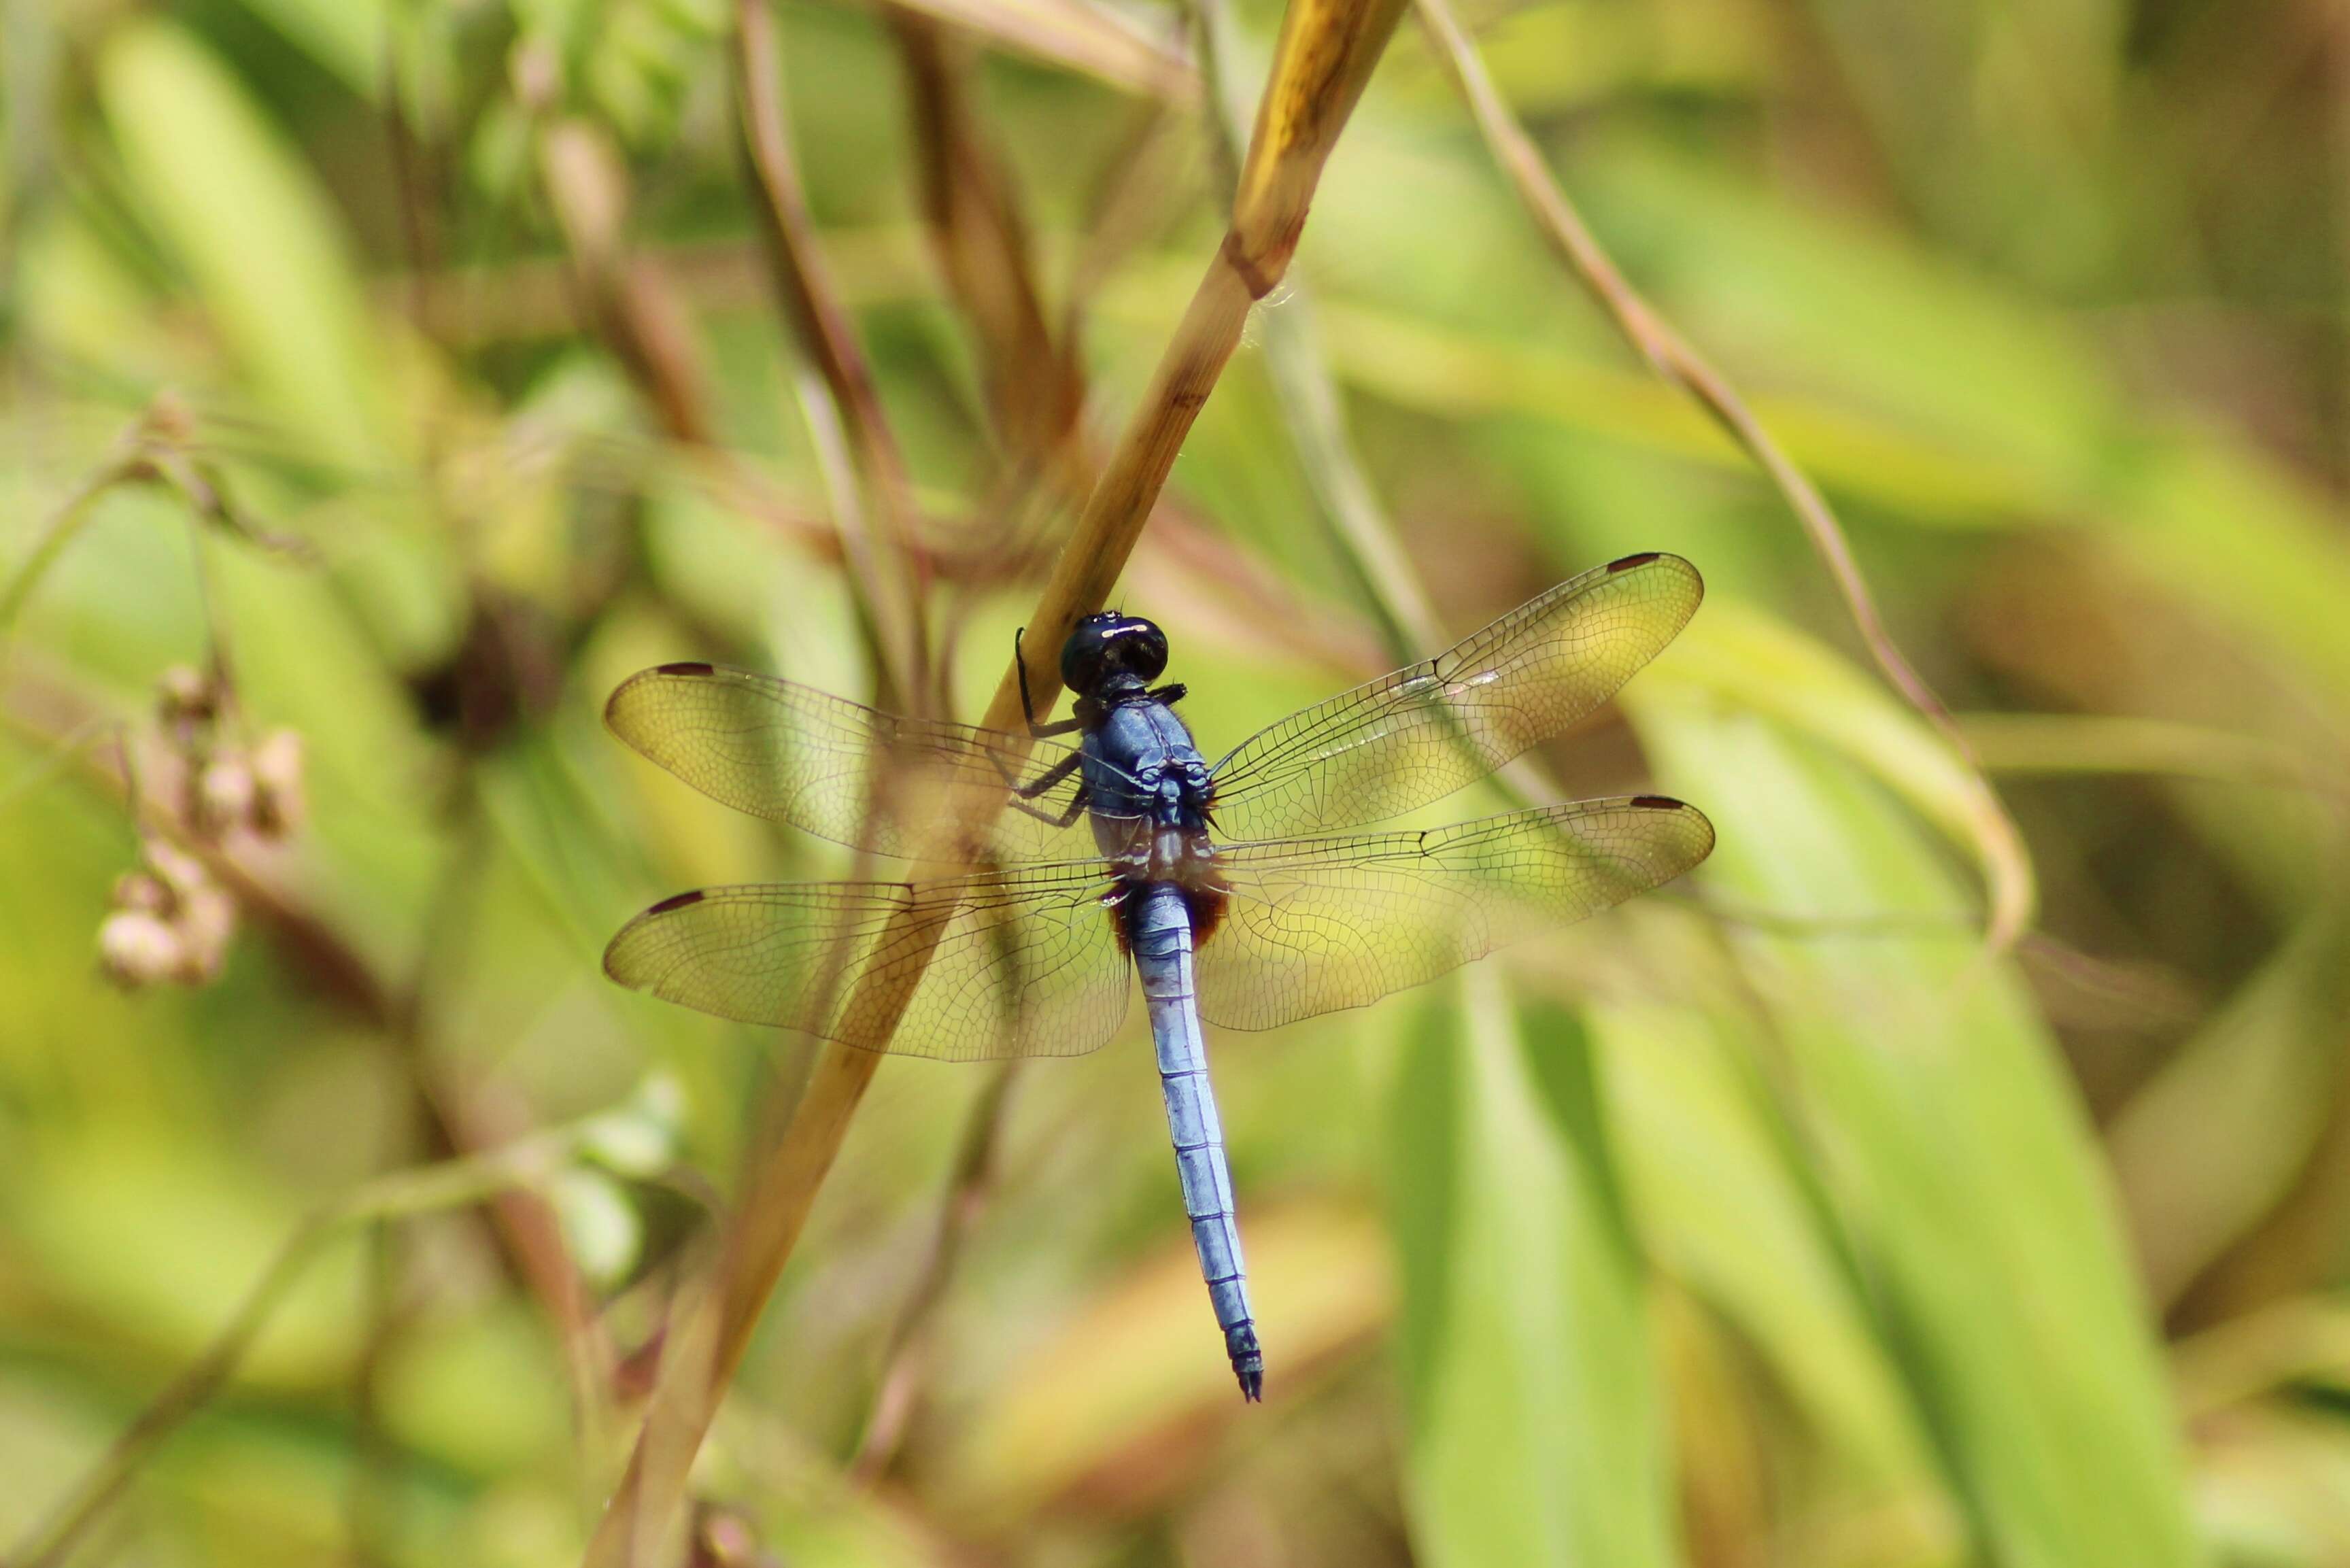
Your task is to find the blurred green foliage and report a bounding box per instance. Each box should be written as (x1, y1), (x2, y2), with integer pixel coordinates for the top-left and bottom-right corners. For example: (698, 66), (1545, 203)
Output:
(3, 0), (2348, 1564)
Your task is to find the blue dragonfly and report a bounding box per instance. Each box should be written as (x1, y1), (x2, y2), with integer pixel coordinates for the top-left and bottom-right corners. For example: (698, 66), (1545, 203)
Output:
(602, 551), (1713, 1400)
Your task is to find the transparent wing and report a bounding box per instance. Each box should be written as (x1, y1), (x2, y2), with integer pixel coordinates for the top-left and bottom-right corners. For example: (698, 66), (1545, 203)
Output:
(604, 862), (1133, 1062)
(1209, 553), (1702, 840)
(605, 662), (1098, 864)
(1195, 796), (1714, 1032)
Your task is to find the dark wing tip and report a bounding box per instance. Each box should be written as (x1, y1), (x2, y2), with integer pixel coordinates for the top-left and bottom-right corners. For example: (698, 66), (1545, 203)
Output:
(1601, 550), (1705, 605)
(1622, 795), (1716, 870)
(607, 662), (729, 740)
(605, 889), (709, 987)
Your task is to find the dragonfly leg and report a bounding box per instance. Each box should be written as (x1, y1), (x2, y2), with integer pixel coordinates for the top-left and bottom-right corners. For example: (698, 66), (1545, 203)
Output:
(1015, 628), (1083, 738)
(1013, 748), (1082, 800)
(1006, 774), (1090, 830)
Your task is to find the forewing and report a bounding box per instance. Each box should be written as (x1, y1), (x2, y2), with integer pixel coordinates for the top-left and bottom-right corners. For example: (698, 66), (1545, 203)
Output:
(604, 864), (1134, 1062)
(1210, 553), (1702, 839)
(605, 662), (1092, 863)
(1195, 797), (1714, 1032)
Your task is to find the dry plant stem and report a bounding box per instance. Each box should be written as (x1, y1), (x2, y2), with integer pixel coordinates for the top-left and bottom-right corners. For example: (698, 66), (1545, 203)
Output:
(891, 14), (1084, 476)
(879, 0), (1198, 101)
(849, 1059), (1023, 1483)
(1412, 0), (2034, 948)
(583, 0), (1408, 1556)
(792, 369), (906, 698)
(539, 118), (716, 446)
(0, 468), (115, 636)
(736, 0), (930, 706)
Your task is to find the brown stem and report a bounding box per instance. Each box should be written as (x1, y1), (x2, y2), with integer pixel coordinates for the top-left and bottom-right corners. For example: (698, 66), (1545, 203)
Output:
(734, 0), (932, 709)
(849, 1060), (1023, 1483)
(891, 14), (1085, 476)
(537, 116), (716, 446)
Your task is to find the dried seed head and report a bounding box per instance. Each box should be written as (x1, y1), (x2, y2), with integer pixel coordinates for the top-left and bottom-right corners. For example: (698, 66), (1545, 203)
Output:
(99, 909), (184, 989)
(249, 728), (306, 839)
(175, 883), (238, 982)
(157, 664), (218, 726)
(197, 753), (257, 838)
(141, 836), (211, 903)
(112, 870), (172, 915)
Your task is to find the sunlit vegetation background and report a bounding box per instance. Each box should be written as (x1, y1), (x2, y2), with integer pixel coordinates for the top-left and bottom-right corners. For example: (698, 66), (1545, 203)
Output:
(4, 0), (2348, 1563)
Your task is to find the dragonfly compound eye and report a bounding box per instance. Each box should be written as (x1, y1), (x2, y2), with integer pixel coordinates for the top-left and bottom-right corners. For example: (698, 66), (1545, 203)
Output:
(1062, 613), (1168, 692)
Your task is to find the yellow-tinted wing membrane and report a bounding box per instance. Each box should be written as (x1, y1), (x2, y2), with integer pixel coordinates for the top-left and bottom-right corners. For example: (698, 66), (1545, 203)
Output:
(1195, 797), (1714, 1032)
(1208, 553), (1702, 840)
(604, 662), (1093, 864)
(603, 864), (1133, 1062)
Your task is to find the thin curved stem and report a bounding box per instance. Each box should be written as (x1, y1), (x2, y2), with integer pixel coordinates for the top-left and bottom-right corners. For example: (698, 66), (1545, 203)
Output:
(1412, 0), (2035, 949)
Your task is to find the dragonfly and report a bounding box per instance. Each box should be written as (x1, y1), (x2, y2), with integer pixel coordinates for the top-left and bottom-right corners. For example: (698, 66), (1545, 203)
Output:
(602, 551), (1714, 1401)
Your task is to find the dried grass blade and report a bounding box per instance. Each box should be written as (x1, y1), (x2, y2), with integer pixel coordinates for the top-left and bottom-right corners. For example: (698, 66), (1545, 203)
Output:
(880, 0), (1198, 102)
(736, 0), (930, 705)
(537, 118), (715, 447)
(893, 14), (1086, 477)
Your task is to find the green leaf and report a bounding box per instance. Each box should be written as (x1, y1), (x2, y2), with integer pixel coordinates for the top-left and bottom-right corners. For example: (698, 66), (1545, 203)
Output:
(1391, 969), (1678, 1568)
(1627, 682), (2204, 1568)
(1645, 599), (2034, 949)
(1591, 989), (1947, 1506)
(225, 0), (388, 95)
(99, 20), (390, 468)
(2105, 915), (2350, 1308)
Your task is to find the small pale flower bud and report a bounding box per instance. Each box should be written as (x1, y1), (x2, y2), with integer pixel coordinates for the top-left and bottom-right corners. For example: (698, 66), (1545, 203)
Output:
(157, 665), (217, 724)
(249, 729), (306, 839)
(175, 885), (238, 983)
(99, 910), (184, 989)
(197, 755), (256, 838)
(141, 837), (210, 902)
(112, 871), (171, 915)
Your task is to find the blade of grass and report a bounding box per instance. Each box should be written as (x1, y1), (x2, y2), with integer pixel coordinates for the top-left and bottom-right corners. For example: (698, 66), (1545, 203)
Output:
(6, 1119), (625, 1568)
(1649, 601), (2032, 967)
(1391, 974), (1678, 1568)
(100, 19), (388, 467)
(2105, 913), (2350, 1308)
(1962, 712), (2336, 795)
(1626, 679), (2204, 1568)
(582, 0), (1411, 1555)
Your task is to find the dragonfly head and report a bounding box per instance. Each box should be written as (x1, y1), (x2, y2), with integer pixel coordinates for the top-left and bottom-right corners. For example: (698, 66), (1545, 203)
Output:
(1061, 612), (1168, 697)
